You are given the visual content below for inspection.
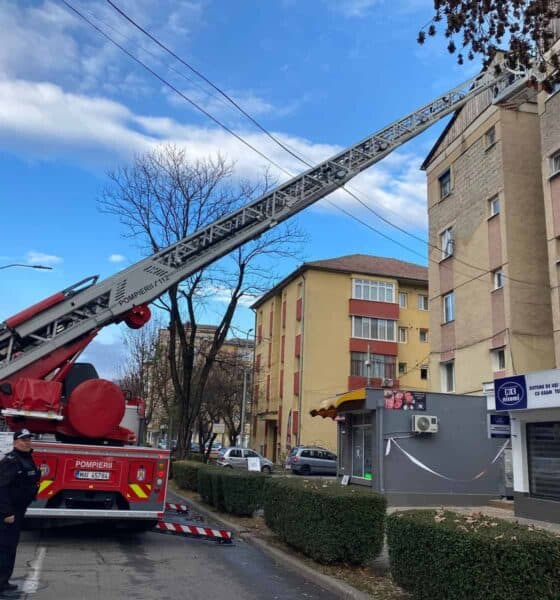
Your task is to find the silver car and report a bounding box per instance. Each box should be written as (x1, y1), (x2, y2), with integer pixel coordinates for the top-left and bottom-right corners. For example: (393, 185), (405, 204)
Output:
(284, 446), (337, 475)
(216, 447), (274, 474)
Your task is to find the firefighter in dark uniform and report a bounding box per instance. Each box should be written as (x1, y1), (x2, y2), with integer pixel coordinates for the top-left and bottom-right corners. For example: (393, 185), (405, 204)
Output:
(0, 429), (41, 595)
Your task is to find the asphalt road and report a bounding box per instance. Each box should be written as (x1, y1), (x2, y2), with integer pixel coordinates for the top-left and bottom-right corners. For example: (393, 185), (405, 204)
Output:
(5, 497), (339, 600)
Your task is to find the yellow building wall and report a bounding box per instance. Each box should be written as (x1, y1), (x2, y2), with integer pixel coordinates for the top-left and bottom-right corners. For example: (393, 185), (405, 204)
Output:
(252, 266), (430, 462)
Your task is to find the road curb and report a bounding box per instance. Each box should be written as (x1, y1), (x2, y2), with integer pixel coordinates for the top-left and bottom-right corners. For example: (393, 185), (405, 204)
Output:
(168, 484), (371, 599)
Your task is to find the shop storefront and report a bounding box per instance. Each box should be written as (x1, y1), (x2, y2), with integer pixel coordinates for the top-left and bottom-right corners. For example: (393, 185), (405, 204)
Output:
(313, 388), (504, 506)
(491, 368), (560, 523)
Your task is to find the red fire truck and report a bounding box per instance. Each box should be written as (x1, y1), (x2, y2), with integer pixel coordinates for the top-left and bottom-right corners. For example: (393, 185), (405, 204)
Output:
(0, 64), (530, 527)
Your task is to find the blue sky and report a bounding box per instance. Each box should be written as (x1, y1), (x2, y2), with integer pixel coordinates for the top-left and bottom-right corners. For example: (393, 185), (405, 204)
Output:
(0, 0), (481, 378)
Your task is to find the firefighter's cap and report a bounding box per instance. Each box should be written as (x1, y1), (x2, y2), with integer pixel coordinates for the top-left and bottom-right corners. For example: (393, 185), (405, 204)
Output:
(13, 428), (32, 440)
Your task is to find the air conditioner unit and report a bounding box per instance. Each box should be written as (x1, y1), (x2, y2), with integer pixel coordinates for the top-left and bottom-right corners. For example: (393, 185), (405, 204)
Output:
(381, 378), (394, 388)
(412, 415), (439, 434)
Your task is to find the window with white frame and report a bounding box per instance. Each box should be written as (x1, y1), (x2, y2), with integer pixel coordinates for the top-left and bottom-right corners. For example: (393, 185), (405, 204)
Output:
(440, 227), (454, 259)
(493, 268), (504, 290)
(352, 279), (395, 303)
(439, 169), (452, 199)
(443, 292), (455, 323)
(489, 195), (500, 217)
(351, 352), (395, 379)
(398, 362), (407, 375)
(485, 126), (496, 148)
(551, 151), (560, 178)
(399, 292), (408, 308)
(398, 327), (408, 343)
(419, 328), (429, 343)
(417, 294), (429, 311)
(352, 316), (396, 341)
(491, 347), (506, 372)
(441, 361), (455, 392)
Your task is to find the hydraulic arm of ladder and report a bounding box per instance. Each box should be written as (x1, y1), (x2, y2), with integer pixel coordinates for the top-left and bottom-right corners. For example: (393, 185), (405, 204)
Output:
(0, 67), (530, 382)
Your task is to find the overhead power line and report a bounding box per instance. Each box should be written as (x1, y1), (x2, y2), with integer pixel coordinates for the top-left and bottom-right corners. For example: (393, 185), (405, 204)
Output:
(64, 0), (549, 294)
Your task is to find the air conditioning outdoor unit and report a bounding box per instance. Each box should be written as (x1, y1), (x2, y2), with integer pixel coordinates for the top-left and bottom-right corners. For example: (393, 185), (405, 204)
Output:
(381, 378), (394, 387)
(412, 415), (439, 434)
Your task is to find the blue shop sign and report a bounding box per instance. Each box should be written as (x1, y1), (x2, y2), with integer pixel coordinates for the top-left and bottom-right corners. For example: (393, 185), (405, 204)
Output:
(495, 375), (527, 411)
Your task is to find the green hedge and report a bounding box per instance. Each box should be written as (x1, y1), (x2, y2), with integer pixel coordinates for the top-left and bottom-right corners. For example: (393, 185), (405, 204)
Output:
(197, 465), (221, 505)
(387, 510), (560, 600)
(172, 460), (205, 492)
(264, 478), (386, 565)
(197, 467), (267, 516)
(221, 470), (267, 516)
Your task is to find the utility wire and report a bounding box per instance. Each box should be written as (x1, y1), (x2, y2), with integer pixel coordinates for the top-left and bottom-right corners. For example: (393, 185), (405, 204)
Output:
(67, 0), (547, 294)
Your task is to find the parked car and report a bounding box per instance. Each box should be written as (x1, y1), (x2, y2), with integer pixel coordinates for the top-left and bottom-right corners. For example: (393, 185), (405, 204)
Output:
(216, 447), (274, 474)
(284, 446), (337, 475)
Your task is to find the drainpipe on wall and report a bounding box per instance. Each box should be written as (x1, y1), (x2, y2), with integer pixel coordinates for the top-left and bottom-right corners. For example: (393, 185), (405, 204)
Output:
(377, 394), (385, 493)
(298, 272), (306, 446)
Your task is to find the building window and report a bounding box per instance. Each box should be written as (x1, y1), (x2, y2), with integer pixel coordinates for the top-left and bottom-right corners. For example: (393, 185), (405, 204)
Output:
(352, 316), (396, 341)
(443, 292), (455, 323)
(420, 366), (428, 380)
(442, 361), (455, 392)
(493, 268), (504, 290)
(440, 227), (454, 259)
(489, 195), (500, 217)
(351, 352), (395, 379)
(439, 169), (452, 199)
(398, 362), (407, 375)
(551, 151), (560, 178)
(417, 294), (429, 311)
(485, 126), (496, 148)
(352, 279), (395, 303)
(398, 327), (408, 343)
(419, 329), (429, 343)
(398, 292), (408, 308)
(492, 347), (506, 371)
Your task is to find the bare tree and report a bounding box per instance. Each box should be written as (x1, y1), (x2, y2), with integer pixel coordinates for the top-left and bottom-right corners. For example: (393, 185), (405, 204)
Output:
(100, 145), (304, 458)
(418, 1), (560, 89)
(117, 319), (171, 442)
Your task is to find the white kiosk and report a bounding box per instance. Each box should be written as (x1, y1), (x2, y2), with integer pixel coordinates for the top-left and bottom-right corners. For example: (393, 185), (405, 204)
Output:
(489, 368), (560, 523)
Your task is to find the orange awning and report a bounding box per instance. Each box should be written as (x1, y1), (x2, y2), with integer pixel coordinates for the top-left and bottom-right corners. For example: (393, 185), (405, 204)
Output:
(310, 387), (367, 419)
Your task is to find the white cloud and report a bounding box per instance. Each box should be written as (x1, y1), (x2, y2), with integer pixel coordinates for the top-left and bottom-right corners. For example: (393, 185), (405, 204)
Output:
(198, 284), (259, 307)
(109, 254), (126, 263)
(26, 251), (63, 266)
(0, 77), (427, 230)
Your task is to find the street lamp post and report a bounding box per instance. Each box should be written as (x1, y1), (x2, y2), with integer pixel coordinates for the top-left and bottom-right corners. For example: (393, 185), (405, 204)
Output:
(239, 328), (253, 449)
(0, 264), (53, 271)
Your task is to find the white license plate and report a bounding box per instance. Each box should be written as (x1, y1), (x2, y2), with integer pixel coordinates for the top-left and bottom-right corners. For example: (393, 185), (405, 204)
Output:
(75, 470), (110, 480)
(285, 464), (291, 470)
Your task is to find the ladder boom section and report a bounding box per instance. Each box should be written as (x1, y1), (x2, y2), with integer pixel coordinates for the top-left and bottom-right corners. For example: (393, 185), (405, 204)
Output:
(0, 68), (528, 381)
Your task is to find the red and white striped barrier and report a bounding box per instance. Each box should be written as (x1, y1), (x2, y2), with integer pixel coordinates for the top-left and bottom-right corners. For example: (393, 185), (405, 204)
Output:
(155, 520), (233, 543)
(165, 502), (189, 513)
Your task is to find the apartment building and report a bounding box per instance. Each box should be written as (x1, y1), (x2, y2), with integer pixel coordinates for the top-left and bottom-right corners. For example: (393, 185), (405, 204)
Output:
(422, 71), (555, 395)
(250, 255), (429, 462)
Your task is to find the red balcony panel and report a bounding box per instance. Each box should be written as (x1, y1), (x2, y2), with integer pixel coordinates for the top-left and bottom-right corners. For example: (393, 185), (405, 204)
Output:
(296, 298), (303, 321)
(348, 376), (400, 391)
(293, 371), (300, 396)
(268, 343), (272, 368)
(281, 335), (285, 364)
(295, 334), (301, 358)
(282, 301), (287, 329)
(254, 384), (259, 404)
(292, 410), (299, 435)
(279, 370), (284, 398)
(269, 309), (274, 336)
(349, 338), (398, 355)
(255, 354), (261, 373)
(278, 406), (282, 436)
(257, 324), (262, 343)
(349, 299), (399, 320)
(266, 375), (271, 403)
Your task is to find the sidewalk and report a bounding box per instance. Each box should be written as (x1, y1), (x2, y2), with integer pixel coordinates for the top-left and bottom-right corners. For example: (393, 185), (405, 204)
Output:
(168, 482), (384, 600)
